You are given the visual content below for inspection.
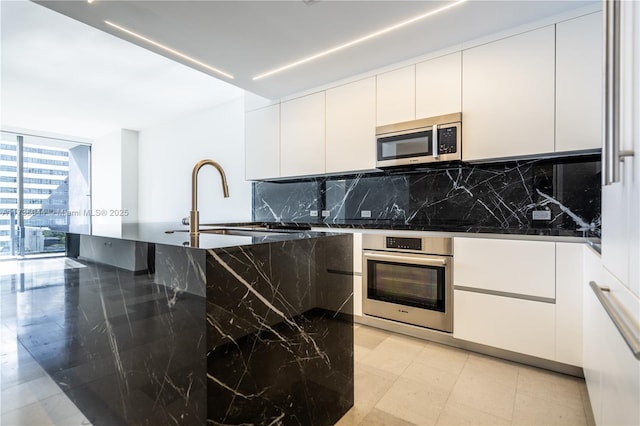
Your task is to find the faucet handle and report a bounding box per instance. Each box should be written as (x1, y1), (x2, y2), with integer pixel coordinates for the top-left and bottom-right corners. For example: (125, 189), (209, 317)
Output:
(182, 216), (190, 225)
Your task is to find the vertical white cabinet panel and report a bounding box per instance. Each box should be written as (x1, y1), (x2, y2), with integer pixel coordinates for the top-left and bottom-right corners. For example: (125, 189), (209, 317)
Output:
(326, 78), (376, 173)
(416, 52), (462, 119)
(376, 65), (415, 126)
(555, 243), (583, 366)
(462, 26), (555, 160)
(602, 0), (640, 300)
(454, 238), (556, 298)
(454, 290), (556, 360)
(556, 12), (603, 152)
(280, 92), (326, 177)
(245, 104), (280, 180)
(583, 246), (640, 426)
(582, 248), (605, 425)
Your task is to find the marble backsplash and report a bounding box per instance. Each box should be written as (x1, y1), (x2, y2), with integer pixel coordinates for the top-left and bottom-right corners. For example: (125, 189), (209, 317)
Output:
(253, 155), (601, 237)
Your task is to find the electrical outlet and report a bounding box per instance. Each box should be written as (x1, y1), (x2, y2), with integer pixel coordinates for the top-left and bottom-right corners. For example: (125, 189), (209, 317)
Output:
(532, 210), (551, 220)
(361, 210), (372, 218)
(310, 210), (318, 217)
(321, 210), (330, 217)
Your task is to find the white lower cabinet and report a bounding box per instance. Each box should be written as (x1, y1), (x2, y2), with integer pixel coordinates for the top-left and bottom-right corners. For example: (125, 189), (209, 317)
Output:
(454, 289), (556, 359)
(555, 242), (584, 366)
(454, 238), (555, 298)
(583, 246), (640, 426)
(453, 238), (584, 365)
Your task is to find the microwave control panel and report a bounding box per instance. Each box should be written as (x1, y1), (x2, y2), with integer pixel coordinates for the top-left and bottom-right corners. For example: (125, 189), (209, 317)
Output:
(438, 127), (458, 154)
(386, 237), (422, 251)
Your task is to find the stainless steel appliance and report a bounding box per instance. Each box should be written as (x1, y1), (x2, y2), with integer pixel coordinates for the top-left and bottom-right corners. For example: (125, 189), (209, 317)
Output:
(375, 112), (461, 168)
(362, 234), (453, 332)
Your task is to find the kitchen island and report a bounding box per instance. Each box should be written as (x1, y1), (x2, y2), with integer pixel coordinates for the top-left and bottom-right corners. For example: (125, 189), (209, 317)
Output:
(15, 223), (354, 425)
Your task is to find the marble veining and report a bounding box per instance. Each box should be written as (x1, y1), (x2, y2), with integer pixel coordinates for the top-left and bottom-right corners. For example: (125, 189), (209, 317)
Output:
(253, 155), (601, 237)
(4, 230), (353, 425)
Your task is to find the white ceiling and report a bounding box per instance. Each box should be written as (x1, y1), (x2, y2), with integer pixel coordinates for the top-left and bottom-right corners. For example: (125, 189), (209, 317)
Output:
(34, 0), (598, 100)
(0, 0), (244, 140)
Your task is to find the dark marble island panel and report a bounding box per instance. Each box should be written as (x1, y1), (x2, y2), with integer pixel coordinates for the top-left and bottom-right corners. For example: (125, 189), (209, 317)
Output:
(7, 229), (353, 425)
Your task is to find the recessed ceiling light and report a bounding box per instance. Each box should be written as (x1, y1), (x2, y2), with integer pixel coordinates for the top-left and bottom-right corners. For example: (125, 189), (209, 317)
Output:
(87, 0), (95, 3)
(253, 0), (467, 81)
(104, 20), (234, 80)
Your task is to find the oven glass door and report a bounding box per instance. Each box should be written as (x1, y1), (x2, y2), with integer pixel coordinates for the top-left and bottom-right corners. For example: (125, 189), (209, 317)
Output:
(366, 257), (445, 312)
(377, 129), (433, 161)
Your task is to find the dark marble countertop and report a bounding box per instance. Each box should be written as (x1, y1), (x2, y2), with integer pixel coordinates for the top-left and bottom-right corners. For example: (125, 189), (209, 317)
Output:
(68, 222), (336, 250)
(70, 220), (601, 249)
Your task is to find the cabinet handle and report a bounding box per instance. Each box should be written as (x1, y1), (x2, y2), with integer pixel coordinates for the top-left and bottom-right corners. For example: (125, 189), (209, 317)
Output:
(432, 124), (439, 159)
(603, 0), (634, 185)
(589, 281), (640, 360)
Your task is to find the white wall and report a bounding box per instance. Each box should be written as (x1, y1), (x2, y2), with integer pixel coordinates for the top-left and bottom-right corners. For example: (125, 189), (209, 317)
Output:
(121, 129), (139, 224)
(92, 129), (139, 234)
(92, 130), (122, 232)
(137, 97), (251, 223)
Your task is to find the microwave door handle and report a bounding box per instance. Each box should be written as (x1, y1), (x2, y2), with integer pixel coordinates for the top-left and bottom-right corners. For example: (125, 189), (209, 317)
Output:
(432, 124), (439, 159)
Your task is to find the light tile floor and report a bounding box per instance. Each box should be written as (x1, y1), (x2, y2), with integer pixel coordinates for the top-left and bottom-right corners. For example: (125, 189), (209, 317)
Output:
(337, 324), (596, 426)
(1, 258), (92, 426)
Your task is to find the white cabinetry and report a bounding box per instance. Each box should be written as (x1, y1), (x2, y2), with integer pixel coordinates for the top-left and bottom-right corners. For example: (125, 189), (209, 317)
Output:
(326, 78), (376, 173)
(280, 92), (326, 177)
(602, 0), (640, 299)
(586, 4), (640, 423)
(454, 238), (555, 298)
(556, 12), (603, 152)
(454, 238), (585, 365)
(583, 247), (640, 426)
(462, 26), (555, 161)
(453, 238), (556, 359)
(376, 65), (415, 126)
(555, 243), (584, 366)
(245, 104), (280, 180)
(454, 290), (556, 359)
(415, 52), (462, 119)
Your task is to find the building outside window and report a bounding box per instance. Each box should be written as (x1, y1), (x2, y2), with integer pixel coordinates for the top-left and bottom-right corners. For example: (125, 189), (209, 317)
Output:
(0, 131), (91, 258)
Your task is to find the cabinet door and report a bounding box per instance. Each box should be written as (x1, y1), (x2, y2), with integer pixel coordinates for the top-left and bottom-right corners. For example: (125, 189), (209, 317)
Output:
(462, 26), (555, 160)
(245, 104), (280, 180)
(416, 52), (462, 119)
(280, 92), (326, 177)
(454, 289), (556, 360)
(454, 238), (555, 299)
(555, 243), (583, 366)
(602, 0), (640, 299)
(556, 12), (603, 152)
(583, 247), (640, 426)
(376, 65), (415, 126)
(326, 78), (376, 173)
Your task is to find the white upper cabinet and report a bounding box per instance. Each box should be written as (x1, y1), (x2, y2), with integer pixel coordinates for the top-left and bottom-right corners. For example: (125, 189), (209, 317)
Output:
(280, 92), (326, 177)
(462, 26), (556, 161)
(376, 65), (415, 126)
(416, 52), (462, 119)
(326, 78), (376, 174)
(556, 12), (603, 152)
(245, 104), (280, 180)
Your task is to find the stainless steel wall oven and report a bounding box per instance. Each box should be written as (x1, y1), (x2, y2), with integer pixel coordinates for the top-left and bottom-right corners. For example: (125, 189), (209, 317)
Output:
(362, 235), (453, 332)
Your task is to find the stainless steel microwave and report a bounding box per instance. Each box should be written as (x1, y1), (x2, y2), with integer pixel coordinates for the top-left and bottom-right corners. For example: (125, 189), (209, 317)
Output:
(376, 112), (462, 168)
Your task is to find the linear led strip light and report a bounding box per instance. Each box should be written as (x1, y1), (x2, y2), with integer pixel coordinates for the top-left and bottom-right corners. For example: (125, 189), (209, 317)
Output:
(253, 0), (467, 81)
(104, 20), (234, 80)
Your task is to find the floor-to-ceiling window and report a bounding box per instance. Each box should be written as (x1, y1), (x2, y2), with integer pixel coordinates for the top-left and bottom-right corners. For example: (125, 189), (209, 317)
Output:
(0, 131), (91, 259)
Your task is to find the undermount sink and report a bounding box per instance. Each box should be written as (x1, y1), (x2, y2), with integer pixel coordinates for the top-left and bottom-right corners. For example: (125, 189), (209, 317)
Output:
(165, 226), (290, 237)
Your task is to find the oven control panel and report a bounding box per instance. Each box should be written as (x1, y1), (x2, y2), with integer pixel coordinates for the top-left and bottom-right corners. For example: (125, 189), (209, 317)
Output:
(386, 237), (422, 251)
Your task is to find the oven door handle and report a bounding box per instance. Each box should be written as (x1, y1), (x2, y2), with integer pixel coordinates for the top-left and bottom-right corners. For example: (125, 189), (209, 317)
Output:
(363, 252), (447, 267)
